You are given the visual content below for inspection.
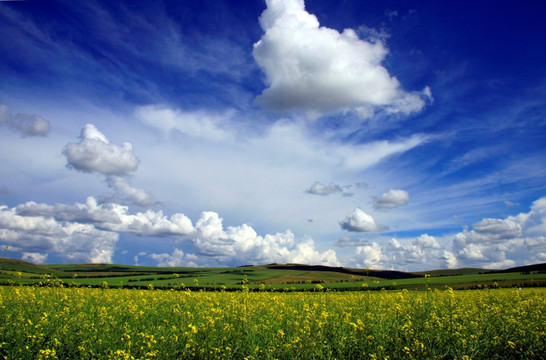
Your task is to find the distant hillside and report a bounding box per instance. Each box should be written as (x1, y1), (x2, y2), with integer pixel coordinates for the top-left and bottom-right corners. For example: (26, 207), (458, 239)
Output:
(0, 258), (64, 275)
(2, 259), (546, 290)
(264, 264), (422, 279)
(413, 268), (489, 277)
(489, 262), (546, 274)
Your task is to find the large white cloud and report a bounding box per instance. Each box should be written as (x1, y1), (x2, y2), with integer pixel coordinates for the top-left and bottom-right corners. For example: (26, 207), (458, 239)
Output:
(252, 0), (431, 118)
(373, 189), (410, 209)
(0, 104), (51, 137)
(339, 208), (386, 232)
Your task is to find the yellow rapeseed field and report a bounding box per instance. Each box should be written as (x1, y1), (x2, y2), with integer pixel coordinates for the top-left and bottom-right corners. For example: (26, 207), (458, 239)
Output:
(1, 286), (545, 359)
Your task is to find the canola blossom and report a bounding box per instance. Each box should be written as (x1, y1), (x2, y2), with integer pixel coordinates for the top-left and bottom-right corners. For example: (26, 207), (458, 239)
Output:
(0, 287), (545, 359)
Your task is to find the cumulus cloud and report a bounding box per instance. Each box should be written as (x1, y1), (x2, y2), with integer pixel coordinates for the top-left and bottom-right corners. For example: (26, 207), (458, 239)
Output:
(305, 181), (342, 196)
(413, 234), (442, 249)
(252, 0), (431, 118)
(7, 196), (339, 267)
(16, 197), (194, 237)
(340, 208), (386, 232)
(149, 248), (199, 267)
(63, 124), (139, 175)
(190, 211), (339, 266)
(105, 176), (157, 207)
(355, 242), (383, 268)
(354, 235), (456, 270)
(373, 189), (410, 209)
(0, 104), (51, 137)
(451, 196), (546, 268)
(63, 124), (156, 206)
(21, 252), (48, 265)
(0, 204), (118, 263)
(348, 197), (546, 270)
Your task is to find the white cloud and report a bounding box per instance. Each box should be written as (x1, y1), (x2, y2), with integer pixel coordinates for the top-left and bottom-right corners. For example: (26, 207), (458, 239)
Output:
(16, 197), (194, 237)
(353, 234), (456, 270)
(373, 189), (410, 209)
(413, 233), (442, 249)
(305, 181), (342, 196)
(190, 211), (339, 266)
(336, 135), (427, 170)
(472, 218), (522, 239)
(350, 195), (546, 270)
(149, 248), (198, 267)
(63, 123), (139, 176)
(63, 124), (157, 206)
(339, 208), (386, 232)
(6, 196), (339, 267)
(252, 0), (430, 118)
(0, 204), (118, 263)
(355, 242), (383, 268)
(347, 195), (546, 270)
(105, 176), (157, 207)
(0, 104), (51, 137)
(21, 252), (48, 265)
(451, 196), (546, 268)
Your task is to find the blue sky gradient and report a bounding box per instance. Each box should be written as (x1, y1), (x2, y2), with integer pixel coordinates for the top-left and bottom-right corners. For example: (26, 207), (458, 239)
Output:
(1, 0), (545, 270)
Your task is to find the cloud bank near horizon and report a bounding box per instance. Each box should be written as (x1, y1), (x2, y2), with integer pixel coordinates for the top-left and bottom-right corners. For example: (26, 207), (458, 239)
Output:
(3, 194), (546, 269)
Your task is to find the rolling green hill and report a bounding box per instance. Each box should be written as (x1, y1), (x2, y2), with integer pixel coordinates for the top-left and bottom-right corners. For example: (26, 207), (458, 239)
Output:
(1, 258), (545, 291)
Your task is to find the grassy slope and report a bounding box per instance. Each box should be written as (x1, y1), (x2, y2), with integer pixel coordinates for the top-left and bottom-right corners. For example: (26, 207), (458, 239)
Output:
(1, 258), (545, 290)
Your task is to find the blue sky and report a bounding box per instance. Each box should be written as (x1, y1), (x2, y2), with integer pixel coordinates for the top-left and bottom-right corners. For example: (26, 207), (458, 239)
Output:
(1, 0), (545, 270)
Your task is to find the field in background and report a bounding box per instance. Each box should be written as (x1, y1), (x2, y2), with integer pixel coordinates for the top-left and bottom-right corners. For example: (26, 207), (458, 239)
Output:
(1, 259), (545, 291)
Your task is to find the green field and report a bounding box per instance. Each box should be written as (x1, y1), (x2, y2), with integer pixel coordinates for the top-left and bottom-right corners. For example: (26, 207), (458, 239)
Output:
(1, 259), (545, 291)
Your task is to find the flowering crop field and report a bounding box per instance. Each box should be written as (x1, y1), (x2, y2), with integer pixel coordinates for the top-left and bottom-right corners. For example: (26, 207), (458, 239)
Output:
(1, 287), (545, 359)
